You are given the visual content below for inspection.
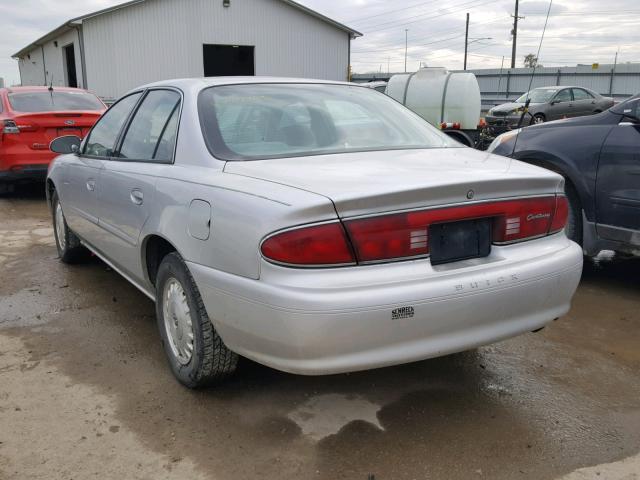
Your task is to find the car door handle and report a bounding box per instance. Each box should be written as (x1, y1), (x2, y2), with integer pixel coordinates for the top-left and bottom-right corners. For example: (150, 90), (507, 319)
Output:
(130, 189), (144, 205)
(86, 179), (96, 191)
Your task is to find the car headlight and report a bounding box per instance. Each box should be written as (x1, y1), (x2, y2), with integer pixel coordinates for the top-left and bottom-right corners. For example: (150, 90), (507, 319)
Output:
(487, 129), (521, 153)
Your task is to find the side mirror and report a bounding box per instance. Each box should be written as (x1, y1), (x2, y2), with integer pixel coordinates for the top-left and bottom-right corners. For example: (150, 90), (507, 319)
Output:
(50, 135), (81, 154)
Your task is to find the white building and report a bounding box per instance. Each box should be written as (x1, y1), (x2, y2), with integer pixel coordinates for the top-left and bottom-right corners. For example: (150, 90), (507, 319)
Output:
(13, 0), (360, 101)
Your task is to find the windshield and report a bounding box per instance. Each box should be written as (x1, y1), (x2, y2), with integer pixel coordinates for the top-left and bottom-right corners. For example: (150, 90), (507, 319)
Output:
(198, 83), (458, 161)
(610, 95), (639, 114)
(515, 88), (559, 104)
(8, 91), (105, 112)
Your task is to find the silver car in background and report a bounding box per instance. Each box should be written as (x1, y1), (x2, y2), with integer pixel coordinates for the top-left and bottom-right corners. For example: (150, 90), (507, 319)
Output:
(486, 86), (614, 127)
(47, 78), (583, 388)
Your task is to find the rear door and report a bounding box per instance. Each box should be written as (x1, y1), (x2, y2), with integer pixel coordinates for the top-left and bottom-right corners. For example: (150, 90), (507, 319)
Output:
(64, 92), (143, 243)
(547, 88), (574, 120)
(95, 88), (181, 282)
(596, 99), (640, 246)
(571, 88), (596, 116)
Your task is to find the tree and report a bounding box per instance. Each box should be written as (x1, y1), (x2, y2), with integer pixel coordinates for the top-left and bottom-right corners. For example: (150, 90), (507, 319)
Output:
(523, 53), (542, 68)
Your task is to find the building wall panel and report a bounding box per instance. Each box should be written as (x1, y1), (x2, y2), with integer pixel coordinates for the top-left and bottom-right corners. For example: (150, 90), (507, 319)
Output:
(81, 0), (350, 100)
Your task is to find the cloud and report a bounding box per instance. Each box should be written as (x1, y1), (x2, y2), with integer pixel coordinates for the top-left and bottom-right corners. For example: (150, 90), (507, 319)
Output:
(1, 0), (638, 84)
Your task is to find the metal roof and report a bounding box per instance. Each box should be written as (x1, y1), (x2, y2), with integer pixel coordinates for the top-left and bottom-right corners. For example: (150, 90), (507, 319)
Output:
(12, 0), (361, 58)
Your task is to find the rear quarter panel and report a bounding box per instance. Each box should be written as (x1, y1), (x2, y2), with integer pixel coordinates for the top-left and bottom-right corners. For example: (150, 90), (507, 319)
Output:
(138, 165), (338, 287)
(506, 121), (615, 222)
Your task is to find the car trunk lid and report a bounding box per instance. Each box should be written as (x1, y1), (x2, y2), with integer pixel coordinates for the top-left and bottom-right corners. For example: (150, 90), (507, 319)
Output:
(7, 111), (102, 150)
(224, 148), (563, 218)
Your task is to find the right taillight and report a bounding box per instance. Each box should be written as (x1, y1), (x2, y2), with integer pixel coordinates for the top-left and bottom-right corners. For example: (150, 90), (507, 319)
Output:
(550, 195), (569, 233)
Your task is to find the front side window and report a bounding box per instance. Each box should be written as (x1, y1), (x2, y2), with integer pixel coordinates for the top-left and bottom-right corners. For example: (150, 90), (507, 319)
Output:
(117, 90), (181, 161)
(8, 91), (105, 112)
(572, 89), (594, 101)
(198, 83), (458, 161)
(553, 89), (573, 103)
(84, 92), (142, 157)
(516, 89), (558, 103)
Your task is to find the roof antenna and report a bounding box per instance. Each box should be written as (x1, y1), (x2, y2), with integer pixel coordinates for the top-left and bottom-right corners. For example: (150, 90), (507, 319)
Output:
(48, 74), (54, 92)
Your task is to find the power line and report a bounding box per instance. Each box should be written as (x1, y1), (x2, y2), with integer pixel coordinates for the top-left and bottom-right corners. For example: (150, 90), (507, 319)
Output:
(352, 34), (467, 54)
(344, 0), (443, 24)
(351, 16), (509, 53)
(358, 0), (503, 33)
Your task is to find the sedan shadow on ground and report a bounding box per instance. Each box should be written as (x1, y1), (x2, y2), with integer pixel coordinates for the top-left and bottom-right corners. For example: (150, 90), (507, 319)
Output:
(0, 182), (47, 200)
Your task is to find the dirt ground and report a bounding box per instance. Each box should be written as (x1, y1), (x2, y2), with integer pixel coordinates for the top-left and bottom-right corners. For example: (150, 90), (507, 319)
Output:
(1, 185), (639, 480)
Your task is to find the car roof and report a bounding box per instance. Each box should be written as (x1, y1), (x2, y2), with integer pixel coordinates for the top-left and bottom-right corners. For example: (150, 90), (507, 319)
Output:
(135, 76), (353, 92)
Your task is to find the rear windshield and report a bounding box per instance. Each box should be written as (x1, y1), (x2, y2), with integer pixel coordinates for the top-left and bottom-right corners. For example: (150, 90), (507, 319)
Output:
(198, 83), (458, 161)
(8, 91), (104, 112)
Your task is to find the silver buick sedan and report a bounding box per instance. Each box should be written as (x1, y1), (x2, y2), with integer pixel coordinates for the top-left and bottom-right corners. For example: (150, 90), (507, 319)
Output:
(47, 77), (583, 388)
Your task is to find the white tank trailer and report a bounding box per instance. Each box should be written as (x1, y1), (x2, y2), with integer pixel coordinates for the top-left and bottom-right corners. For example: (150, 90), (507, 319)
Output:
(386, 68), (483, 147)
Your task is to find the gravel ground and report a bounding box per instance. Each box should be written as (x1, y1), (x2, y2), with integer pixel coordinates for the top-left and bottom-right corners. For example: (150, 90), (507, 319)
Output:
(1, 184), (639, 480)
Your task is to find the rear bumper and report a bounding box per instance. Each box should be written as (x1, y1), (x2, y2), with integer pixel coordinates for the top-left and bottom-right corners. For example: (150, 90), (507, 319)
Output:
(188, 234), (583, 375)
(0, 164), (48, 182)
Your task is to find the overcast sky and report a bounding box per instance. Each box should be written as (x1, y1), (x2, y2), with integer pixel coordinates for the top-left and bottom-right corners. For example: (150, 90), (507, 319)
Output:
(1, 0), (638, 85)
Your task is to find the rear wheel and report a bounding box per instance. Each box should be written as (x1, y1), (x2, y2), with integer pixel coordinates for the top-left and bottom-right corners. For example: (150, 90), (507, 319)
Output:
(564, 181), (582, 246)
(155, 252), (238, 388)
(51, 191), (86, 263)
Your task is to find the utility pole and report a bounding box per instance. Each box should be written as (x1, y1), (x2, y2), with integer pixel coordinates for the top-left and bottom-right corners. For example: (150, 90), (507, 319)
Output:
(510, 0), (523, 68)
(609, 49), (619, 95)
(464, 13), (469, 70)
(404, 29), (409, 73)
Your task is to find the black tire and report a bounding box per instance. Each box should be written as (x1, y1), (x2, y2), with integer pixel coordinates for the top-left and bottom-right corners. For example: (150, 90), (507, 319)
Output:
(564, 181), (583, 246)
(155, 252), (238, 388)
(530, 113), (545, 125)
(51, 190), (86, 263)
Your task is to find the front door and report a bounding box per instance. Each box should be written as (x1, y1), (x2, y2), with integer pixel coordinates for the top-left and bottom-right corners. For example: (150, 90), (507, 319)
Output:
(547, 88), (574, 120)
(95, 89), (181, 283)
(596, 99), (640, 246)
(65, 92), (143, 244)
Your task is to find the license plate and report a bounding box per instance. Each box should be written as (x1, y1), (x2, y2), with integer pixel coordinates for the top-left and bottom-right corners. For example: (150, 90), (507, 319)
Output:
(429, 218), (492, 265)
(57, 127), (82, 137)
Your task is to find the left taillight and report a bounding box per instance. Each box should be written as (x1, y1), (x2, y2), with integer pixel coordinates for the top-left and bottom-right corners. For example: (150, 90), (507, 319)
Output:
(260, 222), (356, 266)
(2, 120), (20, 134)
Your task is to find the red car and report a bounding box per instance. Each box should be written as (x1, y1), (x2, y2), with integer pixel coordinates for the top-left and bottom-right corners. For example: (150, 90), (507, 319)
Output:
(0, 86), (105, 191)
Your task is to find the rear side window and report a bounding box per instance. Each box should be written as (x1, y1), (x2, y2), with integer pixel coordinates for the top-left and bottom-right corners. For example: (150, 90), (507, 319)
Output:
(117, 90), (181, 162)
(8, 91), (104, 112)
(84, 92), (142, 157)
(572, 89), (594, 101)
